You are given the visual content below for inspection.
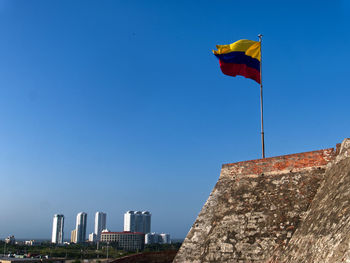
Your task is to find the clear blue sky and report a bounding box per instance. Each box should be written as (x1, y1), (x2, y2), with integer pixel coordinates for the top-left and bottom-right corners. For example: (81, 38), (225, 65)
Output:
(0, 0), (349, 240)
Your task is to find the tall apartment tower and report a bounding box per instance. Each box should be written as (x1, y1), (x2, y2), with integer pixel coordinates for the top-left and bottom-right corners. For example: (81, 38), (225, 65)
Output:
(124, 211), (133, 232)
(142, 211), (151, 234)
(134, 211), (143, 232)
(124, 210), (151, 233)
(94, 212), (106, 241)
(75, 212), (87, 243)
(51, 214), (64, 244)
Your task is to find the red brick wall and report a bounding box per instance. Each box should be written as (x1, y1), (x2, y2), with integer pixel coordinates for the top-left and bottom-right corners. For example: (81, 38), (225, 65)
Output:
(223, 148), (336, 176)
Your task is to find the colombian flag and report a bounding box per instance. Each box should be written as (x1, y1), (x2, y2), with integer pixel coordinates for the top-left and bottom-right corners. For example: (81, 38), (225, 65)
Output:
(213, 39), (261, 84)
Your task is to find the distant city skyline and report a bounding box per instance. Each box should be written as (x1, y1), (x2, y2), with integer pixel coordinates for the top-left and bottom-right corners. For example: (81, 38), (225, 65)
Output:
(47, 210), (156, 243)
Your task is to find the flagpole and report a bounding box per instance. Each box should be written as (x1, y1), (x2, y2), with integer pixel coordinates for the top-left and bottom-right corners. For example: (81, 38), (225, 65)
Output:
(258, 34), (265, 159)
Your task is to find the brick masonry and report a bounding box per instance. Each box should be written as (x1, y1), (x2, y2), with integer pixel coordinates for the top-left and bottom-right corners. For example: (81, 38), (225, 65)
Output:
(174, 145), (340, 262)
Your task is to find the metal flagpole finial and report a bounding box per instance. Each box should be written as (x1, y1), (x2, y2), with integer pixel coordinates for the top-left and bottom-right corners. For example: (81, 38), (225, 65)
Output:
(258, 34), (263, 42)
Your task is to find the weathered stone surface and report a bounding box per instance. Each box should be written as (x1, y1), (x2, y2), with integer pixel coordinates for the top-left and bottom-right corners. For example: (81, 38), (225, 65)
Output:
(174, 148), (336, 262)
(271, 138), (350, 263)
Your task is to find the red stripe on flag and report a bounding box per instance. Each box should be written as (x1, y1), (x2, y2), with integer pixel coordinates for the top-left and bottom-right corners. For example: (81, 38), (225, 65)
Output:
(219, 60), (261, 84)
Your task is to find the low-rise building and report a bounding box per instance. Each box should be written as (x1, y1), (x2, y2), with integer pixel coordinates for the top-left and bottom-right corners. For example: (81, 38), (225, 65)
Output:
(70, 229), (76, 243)
(100, 231), (144, 251)
(145, 233), (171, 244)
(159, 233), (171, 244)
(24, 240), (41, 246)
(5, 236), (15, 245)
(88, 233), (97, 242)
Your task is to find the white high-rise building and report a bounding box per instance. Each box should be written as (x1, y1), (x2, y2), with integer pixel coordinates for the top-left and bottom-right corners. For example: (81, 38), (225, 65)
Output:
(94, 212), (106, 241)
(51, 214), (64, 244)
(75, 212), (87, 243)
(124, 211), (134, 232)
(124, 210), (151, 233)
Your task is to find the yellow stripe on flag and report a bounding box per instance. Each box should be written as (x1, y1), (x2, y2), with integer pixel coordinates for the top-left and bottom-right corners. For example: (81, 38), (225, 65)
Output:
(213, 39), (261, 61)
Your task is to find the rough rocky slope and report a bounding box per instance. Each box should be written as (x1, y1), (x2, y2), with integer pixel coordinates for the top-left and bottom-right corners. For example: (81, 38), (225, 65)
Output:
(174, 145), (337, 262)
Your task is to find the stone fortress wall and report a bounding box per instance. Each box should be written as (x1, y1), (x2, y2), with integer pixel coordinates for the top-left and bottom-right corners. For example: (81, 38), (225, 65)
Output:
(174, 139), (350, 262)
